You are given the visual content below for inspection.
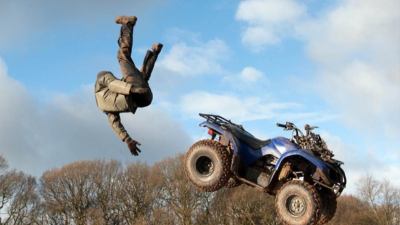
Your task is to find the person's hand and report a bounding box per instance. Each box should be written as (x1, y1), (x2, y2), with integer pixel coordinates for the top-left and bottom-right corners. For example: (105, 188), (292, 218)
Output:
(125, 138), (141, 156)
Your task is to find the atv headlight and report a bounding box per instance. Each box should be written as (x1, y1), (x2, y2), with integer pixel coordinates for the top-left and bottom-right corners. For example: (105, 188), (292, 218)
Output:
(333, 184), (341, 196)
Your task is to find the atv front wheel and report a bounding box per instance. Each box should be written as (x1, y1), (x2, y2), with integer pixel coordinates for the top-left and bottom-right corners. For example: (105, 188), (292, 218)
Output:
(318, 188), (337, 224)
(184, 140), (231, 192)
(276, 180), (321, 225)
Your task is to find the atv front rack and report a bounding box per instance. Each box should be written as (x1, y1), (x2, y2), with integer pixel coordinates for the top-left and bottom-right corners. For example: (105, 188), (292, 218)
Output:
(199, 113), (244, 131)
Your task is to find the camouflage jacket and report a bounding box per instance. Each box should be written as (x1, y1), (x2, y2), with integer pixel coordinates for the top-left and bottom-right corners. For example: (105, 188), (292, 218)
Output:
(95, 72), (137, 142)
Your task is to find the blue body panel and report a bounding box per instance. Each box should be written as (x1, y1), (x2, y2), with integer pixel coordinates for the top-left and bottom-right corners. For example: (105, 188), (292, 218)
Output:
(200, 117), (345, 193)
(201, 121), (329, 169)
(261, 137), (299, 158)
(275, 149), (329, 171)
(236, 142), (262, 165)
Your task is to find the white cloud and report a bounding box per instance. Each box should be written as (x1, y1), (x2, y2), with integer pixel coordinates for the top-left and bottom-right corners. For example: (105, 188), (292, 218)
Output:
(297, 0), (400, 189)
(180, 91), (300, 122)
(0, 58), (191, 176)
(317, 62), (399, 135)
(159, 39), (229, 76)
(239, 66), (264, 82)
(298, 0), (400, 136)
(298, 0), (400, 65)
(241, 27), (280, 47)
(223, 66), (269, 91)
(236, 0), (306, 49)
(224, 66), (265, 84)
(236, 0), (400, 136)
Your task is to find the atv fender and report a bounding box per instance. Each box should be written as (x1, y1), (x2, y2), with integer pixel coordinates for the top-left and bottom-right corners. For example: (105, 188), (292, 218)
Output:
(201, 121), (266, 165)
(200, 121), (244, 182)
(200, 121), (237, 150)
(268, 150), (332, 188)
(200, 121), (257, 176)
(200, 121), (225, 133)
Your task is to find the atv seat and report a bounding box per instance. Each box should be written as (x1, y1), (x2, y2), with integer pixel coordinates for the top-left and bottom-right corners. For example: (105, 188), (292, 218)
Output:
(227, 125), (270, 149)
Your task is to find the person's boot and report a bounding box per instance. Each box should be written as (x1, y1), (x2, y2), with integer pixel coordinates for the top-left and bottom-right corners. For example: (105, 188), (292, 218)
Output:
(151, 43), (163, 54)
(115, 16), (137, 25)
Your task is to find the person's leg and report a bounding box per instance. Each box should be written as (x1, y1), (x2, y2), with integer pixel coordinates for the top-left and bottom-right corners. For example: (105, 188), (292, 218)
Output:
(95, 71), (117, 91)
(131, 88), (153, 108)
(116, 17), (143, 85)
(116, 16), (136, 62)
(95, 71), (129, 112)
(141, 43), (163, 81)
(131, 43), (162, 107)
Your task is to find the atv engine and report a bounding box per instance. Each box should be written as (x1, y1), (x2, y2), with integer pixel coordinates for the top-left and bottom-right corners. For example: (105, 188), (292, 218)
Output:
(294, 124), (335, 163)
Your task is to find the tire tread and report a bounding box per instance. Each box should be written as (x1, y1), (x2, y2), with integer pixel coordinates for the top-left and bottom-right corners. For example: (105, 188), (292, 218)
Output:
(318, 189), (337, 224)
(275, 180), (321, 225)
(184, 140), (231, 192)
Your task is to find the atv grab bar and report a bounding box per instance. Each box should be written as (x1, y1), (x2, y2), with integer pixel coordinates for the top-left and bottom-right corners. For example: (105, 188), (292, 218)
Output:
(199, 113), (244, 130)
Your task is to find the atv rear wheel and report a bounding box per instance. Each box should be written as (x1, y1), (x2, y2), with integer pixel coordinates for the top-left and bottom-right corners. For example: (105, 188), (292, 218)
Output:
(276, 180), (321, 225)
(318, 188), (337, 224)
(184, 140), (231, 192)
(226, 177), (241, 188)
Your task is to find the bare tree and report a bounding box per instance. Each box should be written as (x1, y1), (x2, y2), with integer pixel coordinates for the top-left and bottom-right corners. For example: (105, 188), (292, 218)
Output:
(40, 161), (98, 225)
(328, 195), (375, 225)
(0, 156), (39, 225)
(117, 162), (163, 225)
(379, 180), (400, 225)
(2, 175), (38, 225)
(207, 186), (279, 225)
(357, 175), (400, 225)
(4, 154), (400, 225)
(0, 156), (7, 172)
(155, 156), (213, 225)
(91, 160), (123, 225)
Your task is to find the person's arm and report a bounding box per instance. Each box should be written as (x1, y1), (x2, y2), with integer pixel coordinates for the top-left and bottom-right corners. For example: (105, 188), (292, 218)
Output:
(109, 77), (148, 94)
(107, 112), (129, 141)
(107, 112), (141, 155)
(108, 79), (132, 95)
(96, 72), (132, 95)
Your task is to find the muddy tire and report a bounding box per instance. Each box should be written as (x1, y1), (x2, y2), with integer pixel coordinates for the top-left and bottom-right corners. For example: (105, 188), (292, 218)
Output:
(276, 180), (321, 225)
(226, 177), (241, 188)
(184, 140), (231, 192)
(318, 189), (337, 224)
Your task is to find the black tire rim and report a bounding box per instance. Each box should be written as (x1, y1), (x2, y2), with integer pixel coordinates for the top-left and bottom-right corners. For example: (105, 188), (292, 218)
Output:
(286, 195), (307, 217)
(196, 156), (214, 176)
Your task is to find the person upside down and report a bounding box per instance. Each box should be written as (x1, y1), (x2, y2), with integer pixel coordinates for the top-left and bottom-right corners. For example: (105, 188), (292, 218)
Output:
(95, 16), (163, 156)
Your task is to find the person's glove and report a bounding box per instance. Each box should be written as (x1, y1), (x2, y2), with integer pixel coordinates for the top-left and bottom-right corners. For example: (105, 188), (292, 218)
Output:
(125, 137), (141, 156)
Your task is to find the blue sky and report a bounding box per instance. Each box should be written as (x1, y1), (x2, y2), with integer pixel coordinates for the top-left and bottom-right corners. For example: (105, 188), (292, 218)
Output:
(0, 0), (399, 193)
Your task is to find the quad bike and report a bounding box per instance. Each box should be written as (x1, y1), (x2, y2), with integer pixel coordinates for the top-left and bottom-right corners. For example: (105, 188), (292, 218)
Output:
(184, 113), (346, 225)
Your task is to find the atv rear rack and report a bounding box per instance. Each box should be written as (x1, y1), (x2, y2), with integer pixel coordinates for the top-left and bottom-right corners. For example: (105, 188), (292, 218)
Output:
(199, 113), (244, 131)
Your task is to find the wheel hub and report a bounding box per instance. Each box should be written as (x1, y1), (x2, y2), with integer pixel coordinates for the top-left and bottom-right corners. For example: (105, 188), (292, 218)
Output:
(286, 195), (306, 217)
(196, 156), (214, 176)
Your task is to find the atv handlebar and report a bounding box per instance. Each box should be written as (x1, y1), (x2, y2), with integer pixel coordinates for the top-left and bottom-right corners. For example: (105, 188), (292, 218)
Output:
(277, 122), (303, 136)
(277, 122), (295, 130)
(276, 123), (286, 128)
